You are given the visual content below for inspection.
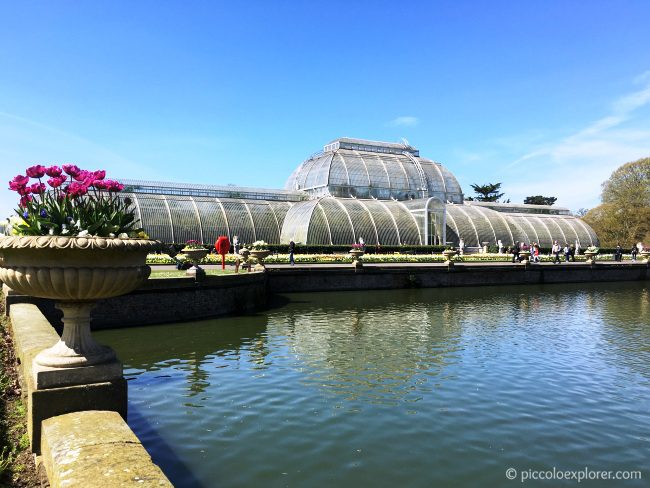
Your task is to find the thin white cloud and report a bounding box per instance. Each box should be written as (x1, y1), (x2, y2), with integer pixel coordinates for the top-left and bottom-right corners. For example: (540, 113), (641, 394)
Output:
(388, 116), (419, 127)
(498, 72), (650, 210)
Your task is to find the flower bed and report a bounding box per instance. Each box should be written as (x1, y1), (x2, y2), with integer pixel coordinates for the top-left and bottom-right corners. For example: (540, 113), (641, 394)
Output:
(147, 252), (625, 266)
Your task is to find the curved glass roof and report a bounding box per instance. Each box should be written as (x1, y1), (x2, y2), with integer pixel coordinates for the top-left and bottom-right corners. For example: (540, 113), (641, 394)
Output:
(122, 192), (294, 246)
(284, 138), (464, 204)
(279, 198), (599, 248)
(280, 197), (422, 246)
(445, 204), (598, 248)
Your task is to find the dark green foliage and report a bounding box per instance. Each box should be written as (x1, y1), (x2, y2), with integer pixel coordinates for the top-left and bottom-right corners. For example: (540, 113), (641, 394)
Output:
(524, 195), (557, 206)
(469, 183), (504, 202)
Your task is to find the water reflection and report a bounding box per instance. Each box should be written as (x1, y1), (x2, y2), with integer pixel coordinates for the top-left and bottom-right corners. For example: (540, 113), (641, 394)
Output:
(94, 282), (650, 488)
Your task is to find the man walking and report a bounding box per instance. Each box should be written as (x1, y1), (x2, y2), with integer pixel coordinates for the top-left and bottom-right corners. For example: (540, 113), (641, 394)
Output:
(289, 238), (296, 266)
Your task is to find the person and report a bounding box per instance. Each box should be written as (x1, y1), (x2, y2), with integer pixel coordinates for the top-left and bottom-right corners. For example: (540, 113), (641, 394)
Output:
(358, 237), (365, 250)
(512, 241), (520, 263)
(615, 244), (622, 262)
(532, 243), (540, 263)
(564, 243), (571, 262)
(289, 238), (296, 266)
(459, 238), (465, 255)
(631, 245), (638, 261)
(232, 235), (240, 255)
(498, 239), (503, 254)
(552, 240), (561, 264)
(569, 244), (576, 262)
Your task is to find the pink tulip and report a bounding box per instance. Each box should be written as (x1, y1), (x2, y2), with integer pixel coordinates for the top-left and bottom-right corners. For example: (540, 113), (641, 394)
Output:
(9, 174), (30, 188)
(20, 195), (33, 206)
(26, 165), (46, 178)
(28, 182), (46, 194)
(62, 164), (81, 177)
(47, 175), (67, 188)
(45, 165), (63, 177)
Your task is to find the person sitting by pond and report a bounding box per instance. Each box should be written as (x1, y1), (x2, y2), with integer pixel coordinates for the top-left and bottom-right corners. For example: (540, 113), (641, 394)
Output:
(569, 244), (576, 262)
(631, 245), (638, 261)
(614, 244), (623, 262)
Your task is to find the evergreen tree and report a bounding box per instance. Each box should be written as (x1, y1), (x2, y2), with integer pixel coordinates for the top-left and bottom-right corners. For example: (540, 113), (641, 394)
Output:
(469, 183), (504, 202)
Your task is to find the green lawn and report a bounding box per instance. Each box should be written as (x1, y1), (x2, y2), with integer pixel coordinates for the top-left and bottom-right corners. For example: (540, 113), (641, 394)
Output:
(150, 269), (239, 279)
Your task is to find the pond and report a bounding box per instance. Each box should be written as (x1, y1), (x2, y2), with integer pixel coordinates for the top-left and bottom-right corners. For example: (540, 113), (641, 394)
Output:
(95, 282), (650, 487)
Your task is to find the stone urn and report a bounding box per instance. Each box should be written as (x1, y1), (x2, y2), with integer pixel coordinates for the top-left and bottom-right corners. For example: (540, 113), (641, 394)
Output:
(349, 249), (364, 268)
(442, 249), (457, 262)
(584, 250), (598, 264)
(0, 236), (158, 387)
(181, 247), (209, 280)
(639, 250), (650, 264)
(238, 247), (251, 271)
(519, 250), (531, 264)
(249, 249), (271, 271)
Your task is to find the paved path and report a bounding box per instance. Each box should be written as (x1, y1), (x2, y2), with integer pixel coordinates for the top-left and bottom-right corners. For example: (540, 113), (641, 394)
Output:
(151, 260), (644, 271)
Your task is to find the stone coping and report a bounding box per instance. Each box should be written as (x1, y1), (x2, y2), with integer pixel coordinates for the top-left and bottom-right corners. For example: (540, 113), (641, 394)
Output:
(42, 410), (172, 487)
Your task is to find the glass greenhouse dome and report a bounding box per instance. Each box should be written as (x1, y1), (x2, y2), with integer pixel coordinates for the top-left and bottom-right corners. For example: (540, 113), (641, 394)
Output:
(122, 138), (599, 248)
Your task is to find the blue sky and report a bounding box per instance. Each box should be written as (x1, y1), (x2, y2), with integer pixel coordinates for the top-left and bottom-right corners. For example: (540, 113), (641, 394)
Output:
(1, 0), (650, 217)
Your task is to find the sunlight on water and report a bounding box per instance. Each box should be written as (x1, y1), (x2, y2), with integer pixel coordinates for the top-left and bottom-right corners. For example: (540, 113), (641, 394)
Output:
(96, 282), (650, 488)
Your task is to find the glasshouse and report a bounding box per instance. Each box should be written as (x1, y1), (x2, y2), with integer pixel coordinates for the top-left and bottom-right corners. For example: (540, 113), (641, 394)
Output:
(121, 138), (599, 248)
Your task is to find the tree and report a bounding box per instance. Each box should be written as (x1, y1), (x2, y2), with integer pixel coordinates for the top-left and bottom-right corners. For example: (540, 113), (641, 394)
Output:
(524, 195), (557, 206)
(469, 183), (504, 202)
(575, 208), (589, 217)
(582, 157), (650, 246)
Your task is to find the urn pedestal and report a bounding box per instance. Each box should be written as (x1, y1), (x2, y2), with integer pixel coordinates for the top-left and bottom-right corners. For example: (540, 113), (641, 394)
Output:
(249, 250), (271, 271)
(349, 249), (364, 268)
(584, 251), (598, 265)
(0, 236), (158, 389)
(181, 248), (209, 281)
(442, 250), (457, 262)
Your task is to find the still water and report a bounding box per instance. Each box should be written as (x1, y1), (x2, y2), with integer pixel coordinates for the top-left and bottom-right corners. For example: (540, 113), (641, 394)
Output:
(95, 282), (650, 487)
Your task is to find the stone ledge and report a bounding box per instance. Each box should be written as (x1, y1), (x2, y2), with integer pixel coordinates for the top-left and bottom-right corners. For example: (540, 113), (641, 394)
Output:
(41, 410), (172, 487)
(8, 302), (59, 379)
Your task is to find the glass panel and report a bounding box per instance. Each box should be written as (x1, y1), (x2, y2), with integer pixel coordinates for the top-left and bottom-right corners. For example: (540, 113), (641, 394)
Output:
(365, 200), (400, 246)
(307, 204), (332, 245)
(137, 195), (173, 243)
(318, 198), (355, 245)
(220, 199), (255, 246)
(341, 200), (377, 246)
(193, 198), (229, 245)
(167, 197), (201, 245)
(247, 202), (281, 244)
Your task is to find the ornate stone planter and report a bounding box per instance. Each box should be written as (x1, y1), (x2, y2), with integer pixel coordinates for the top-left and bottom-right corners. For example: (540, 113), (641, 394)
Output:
(238, 247), (251, 271)
(349, 249), (364, 268)
(249, 249), (271, 271)
(638, 250), (650, 264)
(181, 247), (209, 280)
(584, 251), (598, 264)
(0, 236), (158, 386)
(442, 250), (457, 262)
(519, 250), (531, 264)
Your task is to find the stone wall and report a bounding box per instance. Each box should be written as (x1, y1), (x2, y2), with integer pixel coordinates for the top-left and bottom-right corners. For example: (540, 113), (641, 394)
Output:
(266, 262), (649, 293)
(5, 272), (268, 330)
(8, 303), (172, 486)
